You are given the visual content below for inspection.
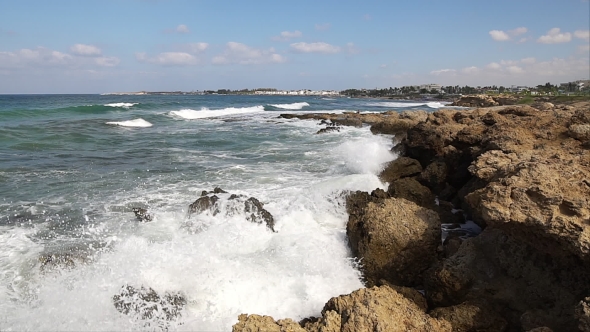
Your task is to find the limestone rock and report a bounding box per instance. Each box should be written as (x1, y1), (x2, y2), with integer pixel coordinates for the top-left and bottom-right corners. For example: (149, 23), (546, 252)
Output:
(232, 314), (305, 332)
(379, 157), (422, 183)
(346, 196), (440, 286)
(429, 302), (507, 332)
(304, 286), (452, 332)
(387, 177), (436, 209)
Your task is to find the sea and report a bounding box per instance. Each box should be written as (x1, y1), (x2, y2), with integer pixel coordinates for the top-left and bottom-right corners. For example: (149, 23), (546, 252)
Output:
(0, 94), (448, 331)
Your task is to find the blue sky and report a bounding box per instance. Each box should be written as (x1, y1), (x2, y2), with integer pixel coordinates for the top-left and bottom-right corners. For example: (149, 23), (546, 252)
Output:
(1, 0), (589, 93)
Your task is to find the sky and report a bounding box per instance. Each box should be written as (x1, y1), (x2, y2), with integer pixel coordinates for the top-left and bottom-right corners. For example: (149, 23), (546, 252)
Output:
(0, 0), (589, 93)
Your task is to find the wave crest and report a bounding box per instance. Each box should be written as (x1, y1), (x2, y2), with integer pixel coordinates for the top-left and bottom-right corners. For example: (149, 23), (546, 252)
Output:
(170, 106), (265, 119)
(106, 118), (152, 127)
(269, 102), (310, 110)
(104, 103), (138, 109)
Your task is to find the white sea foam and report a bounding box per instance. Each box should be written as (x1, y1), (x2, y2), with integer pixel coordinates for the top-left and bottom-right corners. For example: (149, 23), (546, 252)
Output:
(104, 102), (138, 109)
(365, 101), (450, 108)
(170, 106), (265, 119)
(270, 102), (310, 110)
(106, 118), (153, 127)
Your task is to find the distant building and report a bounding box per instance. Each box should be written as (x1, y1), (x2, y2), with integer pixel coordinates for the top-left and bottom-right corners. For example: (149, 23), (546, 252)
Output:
(419, 84), (442, 92)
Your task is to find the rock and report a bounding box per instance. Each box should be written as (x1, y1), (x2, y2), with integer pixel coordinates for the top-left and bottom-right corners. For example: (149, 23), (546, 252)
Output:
(419, 160), (448, 192)
(429, 302), (507, 332)
(370, 110), (427, 136)
(188, 195), (220, 215)
(316, 126), (340, 134)
(424, 228), (590, 331)
(132, 207), (152, 222)
(568, 124), (590, 141)
(451, 94), (518, 107)
(331, 117), (362, 128)
(112, 285), (186, 322)
(244, 197), (276, 232)
(301, 286), (452, 332)
(387, 177), (436, 209)
(232, 314), (305, 332)
(577, 297), (590, 332)
(379, 157), (422, 183)
(346, 197), (441, 286)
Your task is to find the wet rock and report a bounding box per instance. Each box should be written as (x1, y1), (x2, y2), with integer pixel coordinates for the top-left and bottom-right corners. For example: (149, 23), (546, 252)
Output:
(188, 195), (220, 215)
(244, 197), (275, 232)
(112, 285), (186, 322)
(347, 196), (440, 286)
(331, 117), (362, 127)
(39, 251), (91, 272)
(316, 125), (340, 134)
(132, 207), (152, 222)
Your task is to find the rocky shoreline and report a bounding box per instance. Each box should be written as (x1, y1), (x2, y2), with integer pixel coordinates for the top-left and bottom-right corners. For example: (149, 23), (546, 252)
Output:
(233, 96), (590, 331)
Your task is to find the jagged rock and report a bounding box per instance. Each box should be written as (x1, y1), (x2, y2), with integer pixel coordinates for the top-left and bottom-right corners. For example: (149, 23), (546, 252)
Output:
(39, 250), (92, 272)
(316, 126), (340, 134)
(451, 94), (518, 107)
(188, 195), (220, 215)
(346, 196), (440, 286)
(244, 197), (275, 232)
(387, 177), (436, 209)
(370, 110), (427, 136)
(419, 160), (448, 192)
(379, 157), (423, 183)
(424, 228), (590, 331)
(232, 314), (305, 332)
(577, 297), (590, 332)
(189, 189), (276, 232)
(302, 286), (452, 332)
(132, 207), (152, 222)
(429, 302), (507, 332)
(112, 285), (186, 322)
(569, 124), (590, 141)
(331, 117), (362, 127)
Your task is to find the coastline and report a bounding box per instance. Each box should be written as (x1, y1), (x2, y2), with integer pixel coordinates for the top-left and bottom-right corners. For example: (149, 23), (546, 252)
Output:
(233, 95), (590, 331)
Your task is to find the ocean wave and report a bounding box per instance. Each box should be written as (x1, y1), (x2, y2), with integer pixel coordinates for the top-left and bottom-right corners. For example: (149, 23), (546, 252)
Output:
(269, 102), (310, 110)
(365, 101), (449, 109)
(104, 103), (138, 109)
(170, 106), (265, 119)
(106, 118), (153, 127)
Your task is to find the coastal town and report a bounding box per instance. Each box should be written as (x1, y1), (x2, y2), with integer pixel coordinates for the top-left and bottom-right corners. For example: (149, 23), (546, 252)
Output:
(103, 79), (590, 98)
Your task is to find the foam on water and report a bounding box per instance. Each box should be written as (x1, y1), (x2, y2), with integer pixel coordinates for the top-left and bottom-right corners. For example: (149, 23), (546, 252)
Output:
(106, 118), (153, 127)
(105, 102), (138, 109)
(170, 106), (265, 119)
(269, 102), (310, 110)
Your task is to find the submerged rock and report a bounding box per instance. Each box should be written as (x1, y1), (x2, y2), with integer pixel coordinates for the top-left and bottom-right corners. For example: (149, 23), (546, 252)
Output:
(132, 207), (152, 222)
(112, 285), (186, 322)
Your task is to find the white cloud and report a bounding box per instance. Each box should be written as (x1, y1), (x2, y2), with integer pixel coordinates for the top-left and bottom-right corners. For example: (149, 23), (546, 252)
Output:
(461, 66), (479, 74)
(521, 57), (536, 64)
(176, 24), (190, 33)
(489, 27), (528, 42)
(95, 56), (120, 67)
(574, 30), (590, 41)
(272, 30), (302, 41)
(212, 42), (286, 65)
(290, 42), (341, 54)
(506, 65), (525, 74)
(0, 47), (73, 68)
(489, 30), (510, 41)
(188, 42), (209, 53)
(345, 42), (360, 54)
(136, 52), (198, 66)
(70, 44), (102, 56)
(537, 28), (572, 44)
(430, 69), (456, 75)
(486, 62), (502, 70)
(579, 44), (590, 53)
(510, 27), (528, 36)
(315, 23), (331, 31)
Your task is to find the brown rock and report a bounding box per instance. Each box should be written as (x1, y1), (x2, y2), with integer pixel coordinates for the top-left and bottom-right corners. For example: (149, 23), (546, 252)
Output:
(429, 302), (507, 332)
(347, 197), (441, 286)
(577, 297), (590, 332)
(232, 314), (306, 332)
(304, 286), (451, 332)
(387, 177), (437, 209)
(379, 157), (422, 183)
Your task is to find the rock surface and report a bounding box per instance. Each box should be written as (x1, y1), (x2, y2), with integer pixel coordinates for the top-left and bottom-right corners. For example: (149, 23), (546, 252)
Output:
(346, 194), (440, 286)
(112, 285), (186, 322)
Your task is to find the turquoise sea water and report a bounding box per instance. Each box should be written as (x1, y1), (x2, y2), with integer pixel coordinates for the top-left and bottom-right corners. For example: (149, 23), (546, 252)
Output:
(0, 94), (445, 330)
